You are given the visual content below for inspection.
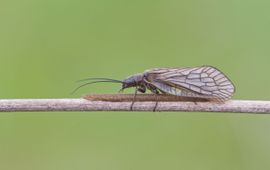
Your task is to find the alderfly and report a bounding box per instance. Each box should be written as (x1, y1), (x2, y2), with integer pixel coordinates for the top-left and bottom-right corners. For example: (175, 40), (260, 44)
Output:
(73, 66), (235, 110)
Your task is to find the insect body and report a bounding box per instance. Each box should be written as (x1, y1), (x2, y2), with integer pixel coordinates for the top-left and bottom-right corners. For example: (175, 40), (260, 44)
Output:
(74, 66), (235, 109)
(121, 66), (235, 101)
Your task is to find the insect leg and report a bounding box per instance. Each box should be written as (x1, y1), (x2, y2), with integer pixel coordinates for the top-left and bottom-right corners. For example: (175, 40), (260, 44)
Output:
(130, 87), (138, 111)
(137, 86), (146, 93)
(143, 79), (161, 112)
(152, 89), (160, 112)
(147, 85), (159, 112)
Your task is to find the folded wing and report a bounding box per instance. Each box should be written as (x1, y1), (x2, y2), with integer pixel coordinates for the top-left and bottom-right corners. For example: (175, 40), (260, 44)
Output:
(144, 66), (235, 101)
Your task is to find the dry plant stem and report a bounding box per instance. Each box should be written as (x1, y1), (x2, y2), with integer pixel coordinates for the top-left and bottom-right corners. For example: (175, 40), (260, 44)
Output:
(83, 94), (211, 102)
(0, 94), (269, 113)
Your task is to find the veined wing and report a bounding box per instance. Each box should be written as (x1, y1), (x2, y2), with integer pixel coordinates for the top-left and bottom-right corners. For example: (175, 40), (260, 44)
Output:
(144, 66), (235, 101)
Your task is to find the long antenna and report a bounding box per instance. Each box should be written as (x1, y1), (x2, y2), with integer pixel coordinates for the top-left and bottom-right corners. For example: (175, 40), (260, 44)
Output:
(76, 77), (122, 83)
(71, 80), (122, 94)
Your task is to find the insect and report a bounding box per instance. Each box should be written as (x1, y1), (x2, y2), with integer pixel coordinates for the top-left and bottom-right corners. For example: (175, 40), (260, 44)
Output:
(73, 66), (235, 111)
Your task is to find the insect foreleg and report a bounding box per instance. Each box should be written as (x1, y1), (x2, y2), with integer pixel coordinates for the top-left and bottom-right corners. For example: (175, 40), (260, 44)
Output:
(130, 87), (138, 111)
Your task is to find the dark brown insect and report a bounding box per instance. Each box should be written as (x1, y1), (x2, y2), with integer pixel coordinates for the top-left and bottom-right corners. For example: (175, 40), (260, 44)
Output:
(73, 66), (235, 111)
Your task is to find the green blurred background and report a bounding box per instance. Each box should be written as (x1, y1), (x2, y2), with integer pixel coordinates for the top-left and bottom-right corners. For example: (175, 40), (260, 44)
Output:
(1, 0), (270, 169)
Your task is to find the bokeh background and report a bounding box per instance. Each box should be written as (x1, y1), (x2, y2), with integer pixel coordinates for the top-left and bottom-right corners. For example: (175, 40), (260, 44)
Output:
(1, 0), (270, 169)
